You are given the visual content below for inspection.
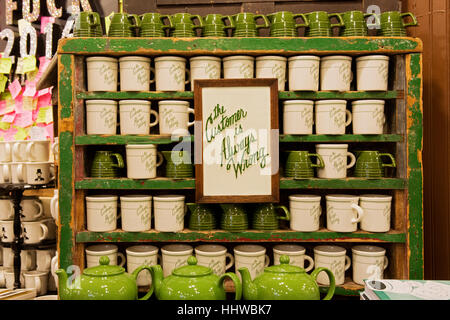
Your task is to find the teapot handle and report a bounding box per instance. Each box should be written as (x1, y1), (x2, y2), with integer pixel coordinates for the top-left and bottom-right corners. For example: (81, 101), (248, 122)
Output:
(310, 267), (335, 300)
(218, 272), (242, 300)
(132, 265), (154, 300)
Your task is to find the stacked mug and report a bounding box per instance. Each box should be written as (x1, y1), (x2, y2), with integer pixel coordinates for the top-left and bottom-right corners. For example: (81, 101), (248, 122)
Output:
(267, 11), (309, 37)
(73, 12), (103, 37)
(304, 11), (344, 37)
(0, 140), (55, 185)
(202, 14), (235, 37)
(139, 13), (173, 37)
(169, 13), (204, 37)
(339, 10), (376, 36)
(378, 11), (417, 37)
(231, 13), (269, 37)
(107, 12), (140, 37)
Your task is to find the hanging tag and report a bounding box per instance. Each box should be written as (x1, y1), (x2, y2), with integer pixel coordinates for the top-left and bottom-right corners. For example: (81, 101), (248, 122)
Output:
(0, 58), (12, 74)
(0, 74), (8, 93)
(23, 55), (37, 73)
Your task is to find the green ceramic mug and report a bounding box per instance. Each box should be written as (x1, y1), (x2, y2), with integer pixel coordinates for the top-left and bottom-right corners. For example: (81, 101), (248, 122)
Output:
(305, 11), (344, 36)
(220, 204), (248, 232)
(232, 13), (269, 37)
(252, 203), (290, 231)
(284, 151), (324, 179)
(340, 10), (376, 36)
(90, 151), (124, 178)
(170, 13), (204, 37)
(187, 203), (216, 231)
(354, 151), (396, 178)
(108, 13), (141, 37)
(267, 11), (309, 37)
(379, 11), (417, 36)
(139, 13), (173, 37)
(73, 11), (101, 37)
(203, 14), (235, 37)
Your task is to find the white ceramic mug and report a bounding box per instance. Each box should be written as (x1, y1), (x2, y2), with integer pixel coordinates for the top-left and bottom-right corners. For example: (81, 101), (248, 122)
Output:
(326, 194), (364, 232)
(85, 244), (126, 268)
(126, 245), (160, 286)
(0, 141), (12, 162)
(154, 56), (189, 91)
(125, 144), (164, 179)
(36, 248), (56, 272)
(119, 56), (154, 91)
(2, 247), (14, 267)
(316, 144), (356, 179)
(234, 244), (270, 281)
(352, 100), (386, 135)
(273, 244), (314, 272)
(9, 163), (25, 184)
(20, 196), (44, 221)
(359, 194), (392, 232)
(289, 194), (322, 232)
(314, 245), (351, 285)
(0, 163), (11, 183)
(356, 55), (389, 91)
(223, 55), (254, 79)
(21, 220), (49, 244)
(158, 100), (195, 136)
(85, 100), (118, 135)
(85, 195), (119, 232)
(26, 140), (51, 162)
(315, 100), (352, 135)
(120, 195), (152, 232)
(4, 268), (25, 289)
(50, 189), (59, 224)
(86, 56), (118, 92)
(23, 270), (49, 296)
(320, 55), (353, 91)
(0, 220), (14, 243)
(153, 195), (186, 232)
(51, 137), (59, 163)
(351, 245), (388, 285)
(195, 244), (234, 276)
(22, 162), (55, 185)
(20, 249), (37, 271)
(0, 196), (14, 220)
(41, 218), (57, 240)
(119, 100), (159, 135)
(190, 56), (221, 89)
(283, 100), (314, 135)
(288, 55), (320, 91)
(38, 196), (53, 219)
(161, 244), (193, 277)
(12, 141), (30, 162)
(256, 55), (287, 91)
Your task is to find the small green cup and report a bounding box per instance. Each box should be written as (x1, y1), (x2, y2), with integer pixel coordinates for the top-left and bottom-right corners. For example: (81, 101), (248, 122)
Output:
(203, 14), (235, 37)
(90, 151), (124, 178)
(252, 203), (290, 231)
(73, 12), (102, 37)
(232, 12), (269, 37)
(305, 11), (344, 37)
(108, 13), (141, 37)
(268, 11), (309, 37)
(284, 151), (324, 178)
(354, 151), (396, 178)
(170, 13), (204, 37)
(139, 13), (173, 37)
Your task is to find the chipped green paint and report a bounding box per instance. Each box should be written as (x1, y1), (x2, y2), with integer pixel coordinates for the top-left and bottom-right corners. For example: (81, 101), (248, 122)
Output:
(75, 230), (406, 243)
(59, 37), (421, 55)
(58, 55), (73, 119)
(280, 134), (402, 143)
(58, 131), (74, 270)
(77, 91), (194, 100)
(75, 135), (194, 145)
(280, 178), (406, 189)
(75, 178), (196, 189)
(407, 53), (424, 279)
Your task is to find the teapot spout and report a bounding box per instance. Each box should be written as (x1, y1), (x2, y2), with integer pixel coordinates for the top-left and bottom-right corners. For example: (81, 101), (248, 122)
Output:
(55, 269), (71, 300)
(238, 267), (258, 300)
(149, 265), (164, 299)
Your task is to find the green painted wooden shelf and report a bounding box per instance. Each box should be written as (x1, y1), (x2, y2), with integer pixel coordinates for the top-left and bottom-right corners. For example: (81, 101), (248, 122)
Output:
(59, 37), (422, 56)
(280, 134), (402, 143)
(74, 178), (406, 190)
(77, 90), (400, 101)
(75, 229), (406, 243)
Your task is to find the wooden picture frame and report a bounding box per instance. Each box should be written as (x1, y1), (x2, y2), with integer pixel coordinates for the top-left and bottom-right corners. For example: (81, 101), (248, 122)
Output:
(194, 78), (279, 203)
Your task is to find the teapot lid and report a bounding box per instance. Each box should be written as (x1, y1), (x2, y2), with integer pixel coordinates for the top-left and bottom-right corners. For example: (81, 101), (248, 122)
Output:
(83, 256), (125, 277)
(172, 256), (212, 277)
(264, 255), (306, 274)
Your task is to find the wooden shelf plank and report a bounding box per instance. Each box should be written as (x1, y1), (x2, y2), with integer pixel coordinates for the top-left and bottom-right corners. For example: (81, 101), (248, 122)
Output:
(75, 135), (193, 145)
(59, 37), (422, 56)
(280, 134), (403, 143)
(75, 229), (406, 243)
(76, 90), (400, 101)
(75, 178), (195, 189)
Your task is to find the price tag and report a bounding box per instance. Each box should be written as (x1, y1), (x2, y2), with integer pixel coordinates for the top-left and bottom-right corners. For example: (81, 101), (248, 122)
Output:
(0, 58), (12, 74)
(23, 56), (37, 73)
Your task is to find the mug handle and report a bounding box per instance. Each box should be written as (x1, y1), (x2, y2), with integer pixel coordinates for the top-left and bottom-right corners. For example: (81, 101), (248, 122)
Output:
(160, 15), (174, 29)
(17, 163), (26, 183)
(329, 13), (345, 28)
(310, 267), (335, 300)
(309, 153), (325, 168)
(132, 265), (154, 300)
(350, 203), (364, 223)
(304, 254), (315, 272)
(12, 143), (21, 161)
(222, 15), (235, 30)
(117, 252), (126, 267)
(364, 13), (378, 29)
(128, 14), (141, 29)
(346, 152), (356, 169)
(111, 153), (125, 169)
(3, 164), (10, 183)
(219, 272), (242, 300)
(149, 67), (155, 84)
(345, 110), (352, 127)
(52, 140), (59, 160)
(39, 223), (49, 242)
(383, 256), (389, 270)
(187, 108), (195, 127)
(379, 153), (396, 168)
(275, 205), (290, 221)
(33, 200), (45, 219)
(191, 15), (204, 29)
(156, 151), (164, 167)
(185, 69), (191, 85)
(225, 253), (234, 271)
(149, 109), (159, 128)
(89, 12), (101, 27)
(401, 12), (418, 27)
(25, 142), (35, 161)
(293, 13), (310, 28)
(50, 194), (59, 224)
(264, 254), (270, 267)
(8, 201), (14, 219)
(254, 14), (270, 29)
(344, 255), (351, 271)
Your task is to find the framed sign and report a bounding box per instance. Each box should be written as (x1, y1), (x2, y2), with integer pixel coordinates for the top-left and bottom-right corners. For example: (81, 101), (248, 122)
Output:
(194, 78), (279, 203)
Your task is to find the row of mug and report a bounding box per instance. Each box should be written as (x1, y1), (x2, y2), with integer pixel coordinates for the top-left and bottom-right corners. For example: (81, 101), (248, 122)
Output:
(0, 267), (55, 296)
(0, 247), (55, 272)
(0, 218), (57, 244)
(0, 195), (58, 222)
(0, 161), (55, 185)
(82, 243), (388, 287)
(76, 10), (417, 38)
(86, 54), (389, 92)
(0, 140), (56, 163)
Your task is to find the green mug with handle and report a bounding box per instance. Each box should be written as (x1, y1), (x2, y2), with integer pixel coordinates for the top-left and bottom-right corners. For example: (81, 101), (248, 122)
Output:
(139, 13), (173, 37)
(232, 12), (269, 37)
(108, 13), (141, 37)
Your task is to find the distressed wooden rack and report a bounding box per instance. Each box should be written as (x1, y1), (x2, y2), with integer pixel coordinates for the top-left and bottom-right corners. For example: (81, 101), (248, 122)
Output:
(57, 37), (423, 297)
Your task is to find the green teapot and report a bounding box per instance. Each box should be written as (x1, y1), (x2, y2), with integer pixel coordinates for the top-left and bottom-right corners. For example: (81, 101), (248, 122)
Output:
(238, 255), (335, 300)
(55, 256), (153, 300)
(149, 256), (242, 300)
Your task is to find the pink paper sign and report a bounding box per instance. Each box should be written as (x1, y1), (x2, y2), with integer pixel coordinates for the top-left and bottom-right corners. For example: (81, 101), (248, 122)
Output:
(8, 79), (22, 99)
